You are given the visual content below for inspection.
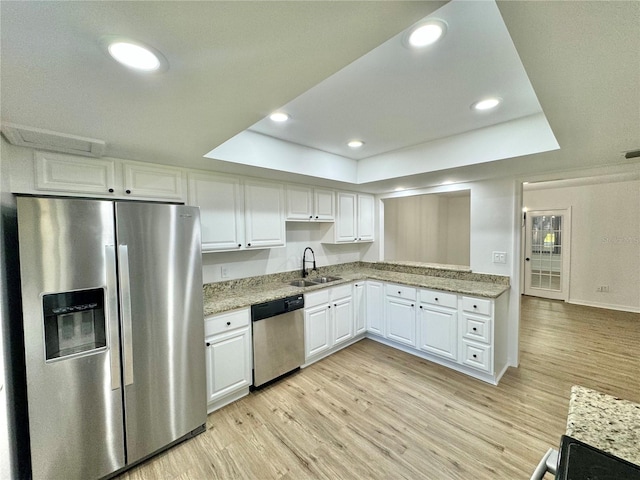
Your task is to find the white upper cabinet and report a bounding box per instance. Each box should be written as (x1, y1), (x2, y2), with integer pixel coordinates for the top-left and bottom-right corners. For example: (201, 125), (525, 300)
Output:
(357, 193), (375, 241)
(188, 173), (285, 252)
(244, 180), (286, 248)
(324, 191), (375, 243)
(313, 189), (335, 221)
(286, 185), (334, 222)
(122, 162), (183, 200)
(31, 151), (185, 201)
(188, 171), (244, 252)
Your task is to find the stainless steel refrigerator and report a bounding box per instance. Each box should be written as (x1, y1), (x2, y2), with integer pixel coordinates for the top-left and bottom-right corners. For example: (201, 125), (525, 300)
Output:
(17, 196), (206, 480)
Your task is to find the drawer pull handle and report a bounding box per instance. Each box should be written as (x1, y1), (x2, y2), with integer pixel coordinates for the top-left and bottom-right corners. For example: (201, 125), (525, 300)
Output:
(472, 354), (477, 358)
(315, 216), (319, 219)
(419, 305), (423, 309)
(472, 327), (477, 331)
(206, 342), (211, 347)
(238, 244), (241, 248)
(435, 297), (439, 301)
(126, 189), (131, 194)
(328, 305), (331, 309)
(398, 291), (401, 295)
(309, 215), (313, 219)
(226, 321), (231, 326)
(411, 304), (414, 307)
(247, 243), (251, 247)
(473, 305), (478, 309)
(108, 188), (114, 193)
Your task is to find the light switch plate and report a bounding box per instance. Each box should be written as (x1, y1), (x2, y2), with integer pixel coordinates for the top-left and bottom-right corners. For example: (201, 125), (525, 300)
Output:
(492, 251), (507, 264)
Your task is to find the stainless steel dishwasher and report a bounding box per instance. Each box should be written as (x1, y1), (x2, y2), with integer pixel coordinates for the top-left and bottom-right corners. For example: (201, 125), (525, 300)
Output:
(251, 294), (305, 388)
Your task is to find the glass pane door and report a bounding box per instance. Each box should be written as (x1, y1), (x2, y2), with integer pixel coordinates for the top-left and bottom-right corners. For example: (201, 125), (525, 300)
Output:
(525, 209), (570, 300)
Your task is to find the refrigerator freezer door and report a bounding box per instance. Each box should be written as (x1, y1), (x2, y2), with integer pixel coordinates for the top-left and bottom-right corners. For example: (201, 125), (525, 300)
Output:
(115, 202), (206, 464)
(17, 197), (125, 480)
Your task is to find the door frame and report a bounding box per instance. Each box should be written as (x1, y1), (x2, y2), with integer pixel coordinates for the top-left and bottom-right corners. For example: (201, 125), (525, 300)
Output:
(523, 207), (572, 301)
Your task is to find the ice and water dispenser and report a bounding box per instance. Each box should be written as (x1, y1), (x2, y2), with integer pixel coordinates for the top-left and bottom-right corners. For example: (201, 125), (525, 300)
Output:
(42, 288), (107, 360)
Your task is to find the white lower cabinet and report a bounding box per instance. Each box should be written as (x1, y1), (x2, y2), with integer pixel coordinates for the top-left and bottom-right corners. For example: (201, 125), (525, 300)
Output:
(304, 283), (365, 364)
(353, 282), (366, 335)
(384, 284), (417, 347)
(204, 308), (252, 413)
(371, 282), (508, 384)
(366, 281), (384, 335)
(418, 290), (458, 361)
(304, 302), (331, 358)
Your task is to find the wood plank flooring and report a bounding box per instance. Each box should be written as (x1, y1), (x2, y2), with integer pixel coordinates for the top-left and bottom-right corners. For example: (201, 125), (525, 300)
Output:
(117, 296), (640, 479)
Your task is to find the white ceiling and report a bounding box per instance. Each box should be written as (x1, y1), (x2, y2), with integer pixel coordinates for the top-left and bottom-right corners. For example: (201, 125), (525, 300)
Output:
(244, 0), (548, 161)
(1, 1), (639, 193)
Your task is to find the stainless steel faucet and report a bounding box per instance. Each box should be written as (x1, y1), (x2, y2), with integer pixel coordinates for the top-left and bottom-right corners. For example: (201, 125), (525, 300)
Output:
(302, 247), (317, 277)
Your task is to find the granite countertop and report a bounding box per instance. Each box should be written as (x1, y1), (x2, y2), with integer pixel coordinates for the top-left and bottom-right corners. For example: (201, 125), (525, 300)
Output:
(566, 385), (640, 466)
(203, 262), (510, 316)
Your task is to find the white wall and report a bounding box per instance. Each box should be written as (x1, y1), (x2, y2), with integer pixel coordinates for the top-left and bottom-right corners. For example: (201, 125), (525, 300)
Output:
(469, 177), (521, 366)
(202, 222), (370, 283)
(524, 179), (640, 312)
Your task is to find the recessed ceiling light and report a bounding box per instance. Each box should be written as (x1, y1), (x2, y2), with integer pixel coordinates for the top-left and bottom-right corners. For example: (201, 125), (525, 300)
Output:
(440, 180), (454, 185)
(394, 187), (405, 192)
(269, 112), (289, 122)
(405, 20), (447, 48)
(348, 140), (364, 148)
(100, 36), (168, 72)
(471, 97), (502, 111)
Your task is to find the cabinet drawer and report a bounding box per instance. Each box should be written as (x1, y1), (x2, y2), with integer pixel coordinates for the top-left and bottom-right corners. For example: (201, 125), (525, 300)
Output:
(462, 296), (491, 316)
(461, 340), (492, 373)
(462, 315), (492, 344)
(419, 289), (457, 309)
(305, 289), (330, 308)
(205, 308), (250, 337)
(330, 284), (352, 301)
(385, 284), (417, 301)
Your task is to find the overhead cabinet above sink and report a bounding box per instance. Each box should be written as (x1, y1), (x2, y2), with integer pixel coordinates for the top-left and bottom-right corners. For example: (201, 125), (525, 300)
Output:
(286, 185), (335, 222)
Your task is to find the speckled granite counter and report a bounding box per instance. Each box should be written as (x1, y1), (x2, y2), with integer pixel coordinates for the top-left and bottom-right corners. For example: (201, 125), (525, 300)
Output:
(566, 385), (640, 465)
(203, 261), (509, 316)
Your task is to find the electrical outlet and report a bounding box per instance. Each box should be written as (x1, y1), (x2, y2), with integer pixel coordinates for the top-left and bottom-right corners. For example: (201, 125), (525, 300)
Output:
(596, 285), (609, 293)
(492, 251), (507, 264)
(221, 266), (230, 279)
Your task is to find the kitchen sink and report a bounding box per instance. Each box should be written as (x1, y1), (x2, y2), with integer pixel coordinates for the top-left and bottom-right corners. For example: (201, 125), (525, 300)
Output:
(288, 279), (318, 288)
(308, 276), (342, 284)
(288, 276), (342, 287)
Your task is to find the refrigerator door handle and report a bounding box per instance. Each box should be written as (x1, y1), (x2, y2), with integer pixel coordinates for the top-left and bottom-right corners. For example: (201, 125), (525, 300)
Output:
(105, 245), (121, 391)
(118, 244), (135, 386)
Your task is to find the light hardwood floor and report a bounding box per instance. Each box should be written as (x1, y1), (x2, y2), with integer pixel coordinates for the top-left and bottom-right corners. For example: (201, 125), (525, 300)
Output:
(118, 296), (640, 479)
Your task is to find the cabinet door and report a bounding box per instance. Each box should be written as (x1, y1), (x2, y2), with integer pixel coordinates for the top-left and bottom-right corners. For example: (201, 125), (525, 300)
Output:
(335, 192), (357, 242)
(366, 281), (384, 335)
(123, 162), (184, 200)
(314, 189), (335, 221)
(286, 184), (313, 220)
(244, 180), (286, 248)
(205, 328), (252, 404)
(385, 297), (416, 347)
(418, 304), (458, 361)
(353, 282), (366, 335)
(188, 172), (244, 252)
(34, 151), (116, 195)
(332, 295), (354, 346)
(357, 194), (375, 241)
(304, 304), (331, 359)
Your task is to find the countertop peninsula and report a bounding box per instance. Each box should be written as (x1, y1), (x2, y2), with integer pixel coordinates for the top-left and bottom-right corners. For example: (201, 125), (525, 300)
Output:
(566, 385), (640, 466)
(203, 261), (510, 316)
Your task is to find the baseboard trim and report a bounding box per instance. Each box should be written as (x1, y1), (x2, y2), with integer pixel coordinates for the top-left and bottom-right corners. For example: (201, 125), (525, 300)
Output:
(568, 299), (640, 313)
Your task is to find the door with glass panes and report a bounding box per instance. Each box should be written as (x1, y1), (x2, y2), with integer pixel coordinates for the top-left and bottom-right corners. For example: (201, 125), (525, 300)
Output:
(524, 209), (571, 300)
